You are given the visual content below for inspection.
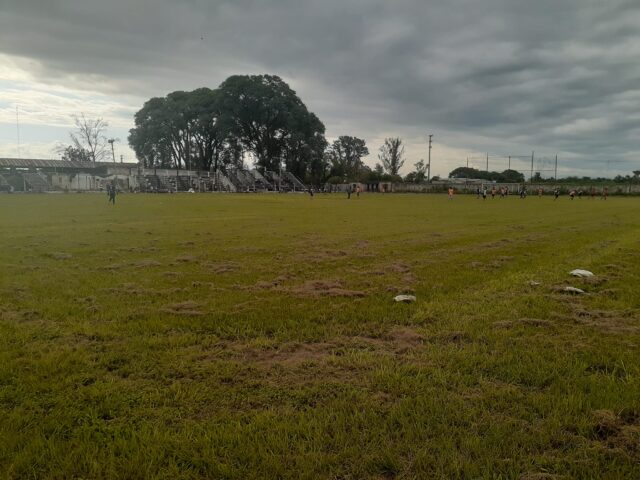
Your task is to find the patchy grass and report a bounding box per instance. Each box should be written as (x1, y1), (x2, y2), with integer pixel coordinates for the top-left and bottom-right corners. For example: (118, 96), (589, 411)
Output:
(1, 192), (640, 479)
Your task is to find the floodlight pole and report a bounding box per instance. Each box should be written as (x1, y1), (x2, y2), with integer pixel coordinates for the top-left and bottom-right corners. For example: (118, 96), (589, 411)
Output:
(530, 151), (534, 182)
(16, 105), (21, 159)
(427, 134), (433, 183)
(554, 155), (558, 180)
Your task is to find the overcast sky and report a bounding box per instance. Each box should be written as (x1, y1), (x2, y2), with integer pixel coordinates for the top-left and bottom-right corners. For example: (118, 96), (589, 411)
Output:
(1, 0), (639, 177)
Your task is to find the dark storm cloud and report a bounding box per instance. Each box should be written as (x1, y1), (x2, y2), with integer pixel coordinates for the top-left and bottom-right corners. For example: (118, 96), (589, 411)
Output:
(1, 0), (639, 174)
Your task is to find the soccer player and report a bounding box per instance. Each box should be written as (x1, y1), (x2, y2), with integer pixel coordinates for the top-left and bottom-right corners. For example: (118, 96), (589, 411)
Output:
(108, 182), (117, 205)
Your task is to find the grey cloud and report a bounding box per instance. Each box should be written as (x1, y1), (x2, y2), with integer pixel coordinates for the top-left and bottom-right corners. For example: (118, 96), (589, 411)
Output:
(1, 0), (639, 175)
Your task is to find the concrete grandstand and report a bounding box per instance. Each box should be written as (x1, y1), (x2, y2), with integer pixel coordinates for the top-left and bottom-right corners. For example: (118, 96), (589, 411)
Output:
(0, 158), (308, 193)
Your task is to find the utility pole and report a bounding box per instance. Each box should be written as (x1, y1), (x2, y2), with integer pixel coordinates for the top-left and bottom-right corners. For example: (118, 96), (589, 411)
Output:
(16, 105), (21, 159)
(466, 157), (469, 168)
(530, 151), (534, 182)
(508, 155), (511, 170)
(108, 138), (116, 163)
(427, 134), (433, 183)
(554, 154), (558, 180)
(486, 153), (489, 172)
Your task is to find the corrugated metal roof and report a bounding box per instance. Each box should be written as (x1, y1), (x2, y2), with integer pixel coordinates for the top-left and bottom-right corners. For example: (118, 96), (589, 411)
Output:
(0, 158), (138, 169)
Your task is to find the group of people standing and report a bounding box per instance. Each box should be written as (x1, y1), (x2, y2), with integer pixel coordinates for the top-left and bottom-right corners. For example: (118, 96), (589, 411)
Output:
(446, 185), (611, 200)
(346, 184), (362, 199)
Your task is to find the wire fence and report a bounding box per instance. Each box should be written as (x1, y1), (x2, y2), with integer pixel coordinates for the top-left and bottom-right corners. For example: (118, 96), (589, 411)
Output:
(465, 153), (558, 180)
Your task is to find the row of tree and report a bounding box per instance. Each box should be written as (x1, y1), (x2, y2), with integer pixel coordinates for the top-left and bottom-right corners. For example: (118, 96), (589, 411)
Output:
(448, 167), (526, 183)
(449, 167), (640, 185)
(126, 74), (426, 184)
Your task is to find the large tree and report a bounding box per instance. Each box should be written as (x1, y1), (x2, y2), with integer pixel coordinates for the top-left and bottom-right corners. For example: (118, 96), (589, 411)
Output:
(282, 112), (328, 183)
(217, 75), (326, 174)
(328, 136), (369, 180)
(128, 88), (226, 170)
(405, 159), (428, 183)
(187, 88), (226, 172)
(69, 113), (109, 163)
(128, 96), (180, 168)
(378, 137), (405, 176)
(56, 145), (91, 163)
(129, 75), (326, 175)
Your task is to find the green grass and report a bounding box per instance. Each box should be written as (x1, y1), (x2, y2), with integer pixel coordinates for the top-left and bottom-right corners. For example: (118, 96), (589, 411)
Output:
(1, 192), (639, 479)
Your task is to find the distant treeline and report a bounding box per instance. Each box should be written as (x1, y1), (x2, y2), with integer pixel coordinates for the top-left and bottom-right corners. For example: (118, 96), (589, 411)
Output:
(448, 167), (640, 184)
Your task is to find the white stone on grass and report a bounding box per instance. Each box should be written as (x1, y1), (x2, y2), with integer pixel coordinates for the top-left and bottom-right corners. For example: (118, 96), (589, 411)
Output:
(394, 295), (416, 303)
(563, 286), (586, 294)
(569, 269), (594, 277)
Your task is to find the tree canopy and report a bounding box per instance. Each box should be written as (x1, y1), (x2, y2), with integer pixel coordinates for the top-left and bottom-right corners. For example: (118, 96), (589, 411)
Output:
(449, 167), (525, 183)
(378, 137), (405, 176)
(327, 136), (369, 180)
(129, 75), (328, 183)
(70, 114), (109, 163)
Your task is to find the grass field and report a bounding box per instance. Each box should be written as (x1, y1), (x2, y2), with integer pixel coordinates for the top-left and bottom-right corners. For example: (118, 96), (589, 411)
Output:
(1, 192), (639, 479)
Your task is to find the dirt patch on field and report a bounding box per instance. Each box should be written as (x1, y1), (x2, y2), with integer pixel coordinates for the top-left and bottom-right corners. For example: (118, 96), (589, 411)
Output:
(174, 255), (197, 263)
(104, 283), (156, 295)
(428, 331), (472, 345)
(0, 307), (41, 323)
(162, 271), (182, 277)
(240, 342), (334, 366)
(299, 249), (350, 263)
(519, 474), (563, 480)
(493, 318), (554, 329)
(468, 259), (509, 271)
(477, 239), (513, 249)
(386, 285), (416, 295)
(597, 288), (620, 298)
(133, 259), (162, 268)
(47, 252), (72, 260)
(287, 280), (366, 298)
(101, 263), (127, 271)
(591, 409), (640, 458)
(119, 246), (158, 253)
(250, 274), (293, 290)
(385, 327), (424, 353)
(602, 264), (623, 273)
(75, 296), (97, 304)
(493, 320), (514, 329)
(233, 326), (425, 368)
(389, 262), (411, 274)
(160, 301), (205, 316)
(518, 318), (554, 327)
(571, 308), (639, 334)
(206, 262), (239, 274)
(576, 276), (608, 286)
